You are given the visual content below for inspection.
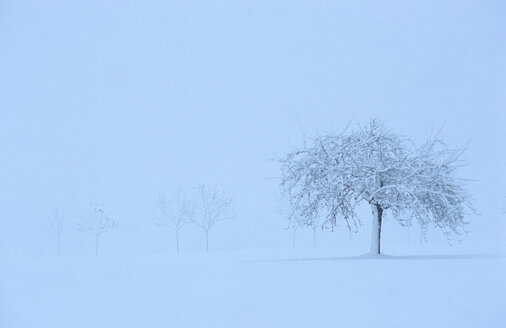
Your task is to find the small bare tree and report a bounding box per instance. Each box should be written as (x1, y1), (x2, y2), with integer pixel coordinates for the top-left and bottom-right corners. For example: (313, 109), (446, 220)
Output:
(280, 120), (474, 255)
(288, 215), (302, 249)
(278, 197), (301, 248)
(191, 185), (233, 251)
(155, 192), (193, 252)
(420, 222), (428, 244)
(50, 210), (64, 257)
(78, 203), (116, 256)
(278, 198), (305, 248)
(310, 217), (323, 248)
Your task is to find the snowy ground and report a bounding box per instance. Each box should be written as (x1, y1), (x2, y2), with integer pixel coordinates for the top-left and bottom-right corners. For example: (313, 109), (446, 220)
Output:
(1, 245), (505, 328)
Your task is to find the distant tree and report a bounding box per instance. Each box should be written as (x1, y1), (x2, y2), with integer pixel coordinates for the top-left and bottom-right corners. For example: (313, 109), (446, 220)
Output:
(155, 192), (193, 252)
(406, 225), (411, 244)
(50, 210), (64, 257)
(310, 216), (323, 248)
(191, 185), (233, 251)
(304, 193), (325, 248)
(279, 195), (322, 248)
(279, 120), (474, 255)
(278, 197), (301, 248)
(78, 203), (116, 256)
(420, 222), (428, 244)
(289, 223), (298, 248)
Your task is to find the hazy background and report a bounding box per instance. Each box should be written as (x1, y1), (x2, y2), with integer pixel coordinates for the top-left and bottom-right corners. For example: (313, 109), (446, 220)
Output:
(1, 0), (505, 257)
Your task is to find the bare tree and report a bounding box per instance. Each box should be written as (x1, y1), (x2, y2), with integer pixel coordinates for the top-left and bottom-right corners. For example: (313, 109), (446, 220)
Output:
(282, 197), (322, 248)
(279, 119), (474, 255)
(191, 185), (233, 251)
(278, 197), (301, 248)
(290, 219), (300, 248)
(310, 218), (322, 248)
(50, 210), (64, 257)
(78, 203), (116, 256)
(419, 222), (428, 244)
(155, 192), (193, 252)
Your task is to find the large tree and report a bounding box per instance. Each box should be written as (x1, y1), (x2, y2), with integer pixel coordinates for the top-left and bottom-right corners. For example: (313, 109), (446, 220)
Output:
(279, 120), (474, 254)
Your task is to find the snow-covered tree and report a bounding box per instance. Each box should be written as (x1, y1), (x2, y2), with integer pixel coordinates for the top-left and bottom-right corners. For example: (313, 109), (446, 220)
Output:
(50, 210), (64, 257)
(191, 185), (233, 251)
(78, 203), (116, 256)
(279, 120), (474, 254)
(155, 192), (193, 252)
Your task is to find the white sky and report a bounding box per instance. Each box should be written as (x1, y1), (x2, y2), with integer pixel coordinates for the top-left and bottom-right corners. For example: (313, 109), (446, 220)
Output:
(1, 0), (505, 256)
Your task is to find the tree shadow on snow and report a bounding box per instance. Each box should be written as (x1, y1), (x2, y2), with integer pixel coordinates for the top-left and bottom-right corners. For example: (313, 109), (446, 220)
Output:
(258, 253), (506, 263)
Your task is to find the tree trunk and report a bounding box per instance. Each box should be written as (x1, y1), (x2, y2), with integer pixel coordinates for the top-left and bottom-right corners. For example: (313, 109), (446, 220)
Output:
(370, 204), (383, 255)
(95, 235), (99, 256)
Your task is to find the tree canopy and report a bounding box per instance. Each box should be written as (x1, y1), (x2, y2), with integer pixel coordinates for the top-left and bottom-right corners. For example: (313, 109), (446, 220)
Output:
(279, 120), (474, 253)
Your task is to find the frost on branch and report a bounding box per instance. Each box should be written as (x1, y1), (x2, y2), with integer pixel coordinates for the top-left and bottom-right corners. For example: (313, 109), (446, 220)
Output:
(279, 119), (474, 254)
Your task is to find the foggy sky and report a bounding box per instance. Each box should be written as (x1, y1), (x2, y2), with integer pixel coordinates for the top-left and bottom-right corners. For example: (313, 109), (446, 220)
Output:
(1, 0), (505, 257)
